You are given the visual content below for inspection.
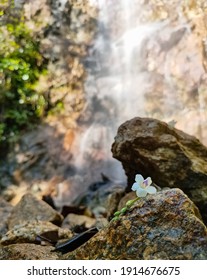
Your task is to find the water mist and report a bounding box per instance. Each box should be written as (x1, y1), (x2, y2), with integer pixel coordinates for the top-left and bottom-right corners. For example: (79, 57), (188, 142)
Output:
(56, 0), (207, 206)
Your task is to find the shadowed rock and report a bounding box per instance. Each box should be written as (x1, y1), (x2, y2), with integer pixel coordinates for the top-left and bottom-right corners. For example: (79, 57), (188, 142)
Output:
(63, 188), (207, 260)
(62, 213), (96, 232)
(0, 198), (13, 238)
(111, 117), (207, 223)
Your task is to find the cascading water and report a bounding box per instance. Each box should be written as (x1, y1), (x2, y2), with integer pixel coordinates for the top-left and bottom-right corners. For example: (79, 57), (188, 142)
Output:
(56, 0), (207, 205)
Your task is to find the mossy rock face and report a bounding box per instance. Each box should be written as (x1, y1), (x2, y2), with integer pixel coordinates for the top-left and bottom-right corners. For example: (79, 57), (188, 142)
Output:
(112, 117), (207, 224)
(64, 189), (207, 260)
(0, 0), (98, 149)
(0, 2), (48, 147)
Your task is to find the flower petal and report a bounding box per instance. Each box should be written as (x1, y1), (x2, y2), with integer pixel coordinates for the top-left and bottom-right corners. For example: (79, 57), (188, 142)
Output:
(131, 182), (139, 191)
(145, 177), (152, 187)
(135, 174), (144, 184)
(136, 187), (147, 197)
(146, 186), (157, 194)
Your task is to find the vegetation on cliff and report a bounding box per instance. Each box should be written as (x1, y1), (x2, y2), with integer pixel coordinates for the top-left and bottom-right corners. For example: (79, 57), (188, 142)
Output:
(0, 1), (48, 148)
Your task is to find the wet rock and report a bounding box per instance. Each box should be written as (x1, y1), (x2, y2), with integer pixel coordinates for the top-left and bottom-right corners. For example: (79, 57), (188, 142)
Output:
(1, 221), (72, 246)
(0, 198), (13, 238)
(111, 117), (207, 224)
(64, 189), (207, 260)
(0, 243), (60, 260)
(7, 193), (63, 229)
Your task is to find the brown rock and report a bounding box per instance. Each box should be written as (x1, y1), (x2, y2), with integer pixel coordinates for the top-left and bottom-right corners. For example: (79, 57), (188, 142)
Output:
(0, 243), (60, 260)
(1, 221), (72, 246)
(111, 117), (207, 223)
(7, 193), (63, 229)
(64, 189), (207, 260)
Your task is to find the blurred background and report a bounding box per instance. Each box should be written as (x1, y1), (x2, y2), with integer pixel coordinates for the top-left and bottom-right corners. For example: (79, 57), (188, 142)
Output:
(0, 0), (207, 208)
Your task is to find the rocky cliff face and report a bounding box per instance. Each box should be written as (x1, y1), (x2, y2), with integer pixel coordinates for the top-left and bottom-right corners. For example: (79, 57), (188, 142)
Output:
(0, 0), (99, 203)
(23, 0), (97, 123)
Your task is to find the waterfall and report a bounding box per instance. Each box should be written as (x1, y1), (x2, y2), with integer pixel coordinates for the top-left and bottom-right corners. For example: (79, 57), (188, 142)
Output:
(56, 0), (207, 205)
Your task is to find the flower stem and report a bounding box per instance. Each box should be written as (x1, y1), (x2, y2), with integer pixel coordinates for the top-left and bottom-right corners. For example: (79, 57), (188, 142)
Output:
(111, 197), (140, 221)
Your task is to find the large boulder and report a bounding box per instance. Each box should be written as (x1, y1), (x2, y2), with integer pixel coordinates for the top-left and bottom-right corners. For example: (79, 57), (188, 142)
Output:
(111, 117), (207, 224)
(64, 188), (207, 260)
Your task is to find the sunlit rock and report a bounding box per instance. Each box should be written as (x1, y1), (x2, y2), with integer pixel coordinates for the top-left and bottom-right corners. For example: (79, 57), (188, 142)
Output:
(1, 220), (72, 246)
(64, 189), (207, 260)
(0, 243), (59, 260)
(112, 117), (207, 224)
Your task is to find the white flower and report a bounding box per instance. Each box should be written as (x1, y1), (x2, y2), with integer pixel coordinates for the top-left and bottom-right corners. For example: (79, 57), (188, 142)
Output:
(131, 174), (157, 197)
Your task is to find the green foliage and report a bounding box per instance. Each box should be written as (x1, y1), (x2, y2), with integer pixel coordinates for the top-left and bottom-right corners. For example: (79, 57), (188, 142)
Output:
(0, 1), (48, 145)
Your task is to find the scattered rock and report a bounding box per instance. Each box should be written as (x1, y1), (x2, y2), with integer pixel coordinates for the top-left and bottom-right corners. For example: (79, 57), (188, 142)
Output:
(7, 193), (63, 229)
(0, 243), (60, 260)
(111, 117), (207, 224)
(78, 183), (125, 219)
(64, 189), (207, 260)
(1, 221), (72, 246)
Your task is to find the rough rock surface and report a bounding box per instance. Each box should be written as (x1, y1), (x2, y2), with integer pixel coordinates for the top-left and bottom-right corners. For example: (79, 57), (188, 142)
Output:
(1, 221), (72, 246)
(7, 193), (63, 229)
(64, 189), (207, 260)
(23, 0), (97, 120)
(111, 117), (207, 224)
(0, 243), (60, 260)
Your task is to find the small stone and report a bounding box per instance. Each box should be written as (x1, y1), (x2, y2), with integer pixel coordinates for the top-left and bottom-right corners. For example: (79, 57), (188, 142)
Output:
(7, 193), (63, 229)
(0, 220), (72, 246)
